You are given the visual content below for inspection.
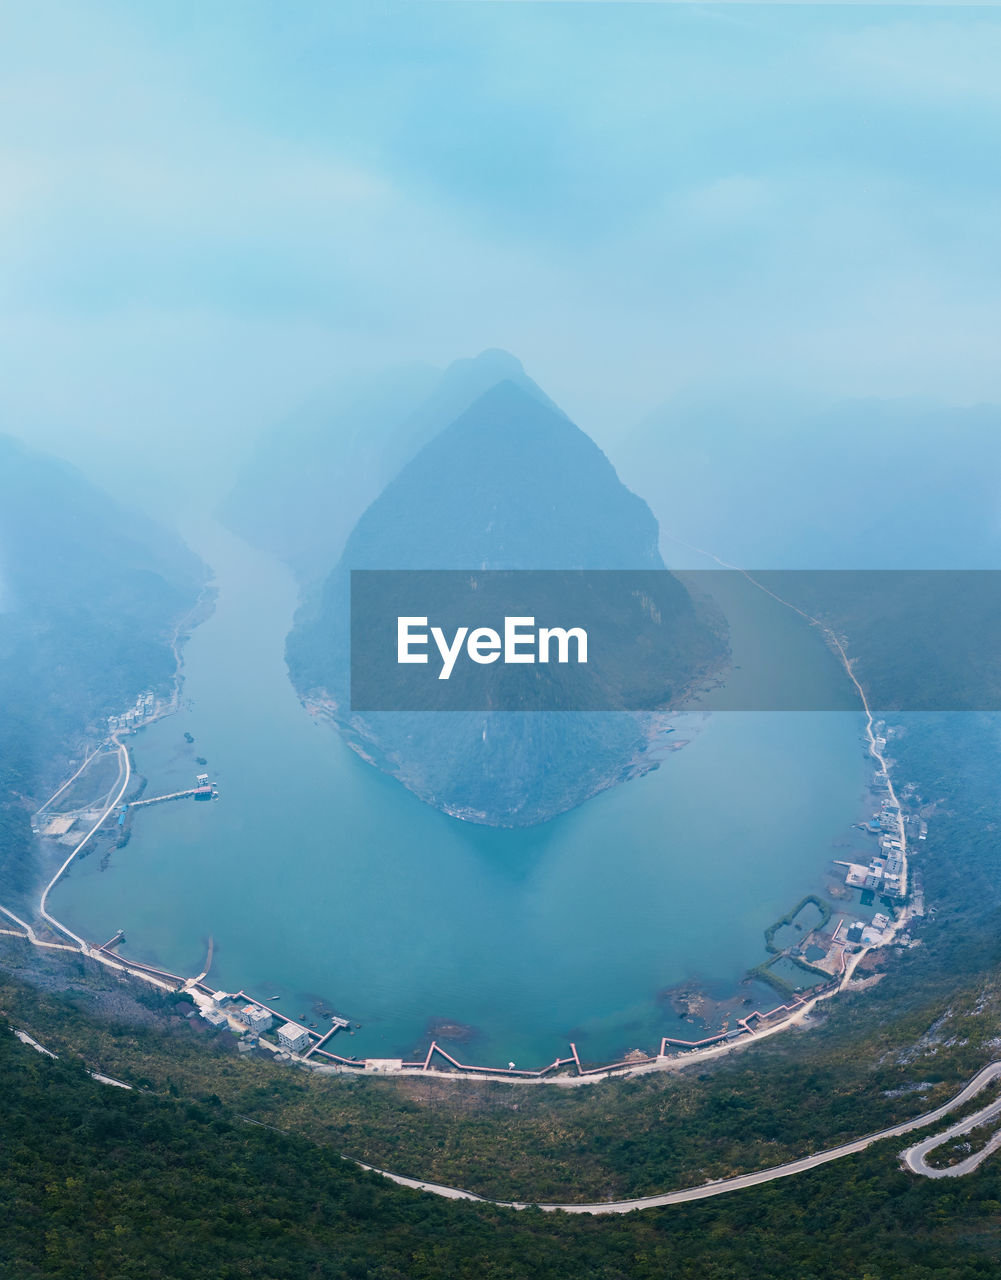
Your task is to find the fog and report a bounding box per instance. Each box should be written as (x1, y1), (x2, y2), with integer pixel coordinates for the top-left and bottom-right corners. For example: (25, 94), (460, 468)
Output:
(3, 2), (1001, 518)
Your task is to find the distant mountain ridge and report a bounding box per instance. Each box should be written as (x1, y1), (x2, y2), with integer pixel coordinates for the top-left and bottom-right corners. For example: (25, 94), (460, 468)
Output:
(618, 391), (1001, 569)
(336, 378), (661, 572)
(221, 350), (556, 583)
(287, 378), (725, 827)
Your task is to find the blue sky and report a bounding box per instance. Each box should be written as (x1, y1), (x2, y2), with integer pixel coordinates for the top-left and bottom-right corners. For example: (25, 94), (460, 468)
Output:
(2, 2), (1001, 498)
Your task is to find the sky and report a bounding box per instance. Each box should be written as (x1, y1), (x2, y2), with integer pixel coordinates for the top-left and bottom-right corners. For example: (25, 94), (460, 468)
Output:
(2, 1), (1001, 506)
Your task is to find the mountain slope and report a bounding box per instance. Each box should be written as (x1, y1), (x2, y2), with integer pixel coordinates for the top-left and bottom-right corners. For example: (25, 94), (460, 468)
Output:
(220, 349), (555, 583)
(287, 380), (724, 826)
(0, 434), (206, 900)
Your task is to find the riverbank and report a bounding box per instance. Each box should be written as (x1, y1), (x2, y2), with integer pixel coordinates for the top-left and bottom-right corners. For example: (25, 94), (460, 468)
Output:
(18, 715), (910, 1086)
(34, 521), (905, 1076)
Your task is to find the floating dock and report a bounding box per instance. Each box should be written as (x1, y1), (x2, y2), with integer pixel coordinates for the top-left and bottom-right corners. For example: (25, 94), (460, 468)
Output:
(128, 784), (215, 809)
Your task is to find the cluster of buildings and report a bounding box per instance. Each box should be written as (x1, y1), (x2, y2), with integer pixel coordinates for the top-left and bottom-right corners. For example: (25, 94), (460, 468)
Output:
(839, 849), (905, 900)
(843, 912), (892, 947)
(198, 990), (353, 1061)
(224, 999), (313, 1054)
(840, 795), (907, 900)
(107, 691), (156, 735)
(190, 995), (364, 1068)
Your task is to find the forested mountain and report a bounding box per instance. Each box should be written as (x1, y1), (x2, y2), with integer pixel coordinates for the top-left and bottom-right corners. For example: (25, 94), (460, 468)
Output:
(0, 435), (206, 899)
(220, 349), (555, 583)
(287, 379), (725, 826)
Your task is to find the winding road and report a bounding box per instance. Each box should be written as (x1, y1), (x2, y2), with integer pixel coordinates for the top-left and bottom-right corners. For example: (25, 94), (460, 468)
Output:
(354, 1062), (1001, 1213)
(902, 1081), (1001, 1179)
(4, 538), (987, 1217)
(38, 736), (131, 951)
(9, 1021), (1000, 1214)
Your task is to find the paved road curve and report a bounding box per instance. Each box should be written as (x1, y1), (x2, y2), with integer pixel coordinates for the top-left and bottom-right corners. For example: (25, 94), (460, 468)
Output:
(12, 1026), (1000, 1209)
(902, 1087), (1001, 1179)
(38, 737), (131, 951)
(355, 1061), (1001, 1214)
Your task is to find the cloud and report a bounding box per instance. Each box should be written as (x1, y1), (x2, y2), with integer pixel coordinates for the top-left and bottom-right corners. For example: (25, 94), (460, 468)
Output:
(3, 0), (1001, 500)
(833, 15), (1001, 102)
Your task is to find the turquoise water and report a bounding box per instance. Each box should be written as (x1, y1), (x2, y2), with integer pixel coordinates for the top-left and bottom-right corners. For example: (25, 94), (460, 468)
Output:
(52, 522), (869, 1067)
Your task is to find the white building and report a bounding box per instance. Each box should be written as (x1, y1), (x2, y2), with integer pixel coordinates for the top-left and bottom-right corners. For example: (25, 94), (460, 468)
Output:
(276, 1022), (311, 1054)
(864, 859), (885, 889)
(238, 1004), (273, 1034)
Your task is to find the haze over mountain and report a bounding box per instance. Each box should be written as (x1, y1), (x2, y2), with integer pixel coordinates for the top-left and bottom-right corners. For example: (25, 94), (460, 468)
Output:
(288, 378), (725, 827)
(221, 350), (556, 583)
(619, 390), (1001, 570)
(0, 435), (206, 901)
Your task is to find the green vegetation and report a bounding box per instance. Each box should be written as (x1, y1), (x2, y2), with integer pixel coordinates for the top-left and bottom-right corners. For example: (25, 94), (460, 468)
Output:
(3, 660), (1001, 1273)
(0, 434), (205, 903)
(8, 971), (1001, 1278)
(759, 572), (1001, 713)
(4, 903), (1001, 1210)
(4, 705), (1001, 1216)
(8, 432), (1001, 1270)
(925, 1105), (1001, 1171)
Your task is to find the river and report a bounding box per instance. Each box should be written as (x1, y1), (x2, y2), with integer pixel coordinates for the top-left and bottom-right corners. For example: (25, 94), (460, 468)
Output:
(52, 521), (871, 1068)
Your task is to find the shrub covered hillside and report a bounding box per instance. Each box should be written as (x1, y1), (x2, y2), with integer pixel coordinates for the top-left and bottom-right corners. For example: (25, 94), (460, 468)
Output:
(5, 1019), (1001, 1280)
(0, 434), (206, 900)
